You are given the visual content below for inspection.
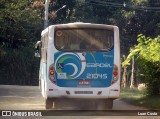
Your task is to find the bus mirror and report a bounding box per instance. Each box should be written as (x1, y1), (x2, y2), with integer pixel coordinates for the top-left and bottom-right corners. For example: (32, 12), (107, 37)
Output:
(35, 51), (40, 57)
(35, 41), (41, 58)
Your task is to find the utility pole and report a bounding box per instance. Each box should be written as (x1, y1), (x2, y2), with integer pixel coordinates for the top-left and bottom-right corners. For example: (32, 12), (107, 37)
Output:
(44, 0), (66, 29)
(44, 0), (49, 29)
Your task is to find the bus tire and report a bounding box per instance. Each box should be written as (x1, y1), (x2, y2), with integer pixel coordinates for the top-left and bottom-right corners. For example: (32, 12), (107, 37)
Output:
(45, 98), (53, 109)
(106, 99), (113, 109)
(53, 100), (60, 109)
(96, 99), (106, 110)
(96, 99), (113, 110)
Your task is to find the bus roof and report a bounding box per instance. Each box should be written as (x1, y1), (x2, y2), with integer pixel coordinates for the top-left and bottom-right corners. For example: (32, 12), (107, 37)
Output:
(41, 22), (118, 35)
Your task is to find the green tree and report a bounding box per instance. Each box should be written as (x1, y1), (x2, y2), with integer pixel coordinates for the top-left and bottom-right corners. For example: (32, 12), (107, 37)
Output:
(114, 0), (160, 54)
(122, 34), (160, 96)
(0, 0), (43, 85)
(0, 0), (43, 48)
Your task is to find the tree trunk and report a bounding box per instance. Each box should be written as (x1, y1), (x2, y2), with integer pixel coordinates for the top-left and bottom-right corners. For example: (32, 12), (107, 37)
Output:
(122, 55), (127, 88)
(122, 66), (127, 88)
(130, 57), (135, 90)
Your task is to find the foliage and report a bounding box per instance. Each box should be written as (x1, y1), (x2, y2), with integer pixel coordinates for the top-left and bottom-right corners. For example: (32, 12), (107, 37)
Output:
(120, 87), (160, 109)
(122, 35), (160, 96)
(0, 0), (43, 85)
(0, 0), (43, 48)
(116, 0), (160, 54)
(0, 47), (39, 85)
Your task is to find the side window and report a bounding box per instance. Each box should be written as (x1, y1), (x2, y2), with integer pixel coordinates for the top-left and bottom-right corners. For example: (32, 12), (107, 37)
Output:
(44, 34), (48, 62)
(41, 33), (48, 63)
(41, 36), (44, 62)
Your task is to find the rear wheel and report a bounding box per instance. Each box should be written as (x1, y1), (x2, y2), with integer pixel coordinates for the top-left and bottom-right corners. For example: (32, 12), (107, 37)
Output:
(96, 99), (113, 110)
(106, 99), (113, 109)
(45, 98), (53, 109)
(54, 100), (62, 109)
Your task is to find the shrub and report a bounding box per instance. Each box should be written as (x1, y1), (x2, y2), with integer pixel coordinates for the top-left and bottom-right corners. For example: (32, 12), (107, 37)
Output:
(0, 47), (39, 85)
(122, 34), (160, 96)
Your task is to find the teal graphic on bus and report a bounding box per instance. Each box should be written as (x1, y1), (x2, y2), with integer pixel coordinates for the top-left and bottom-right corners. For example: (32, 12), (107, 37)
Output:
(54, 50), (114, 87)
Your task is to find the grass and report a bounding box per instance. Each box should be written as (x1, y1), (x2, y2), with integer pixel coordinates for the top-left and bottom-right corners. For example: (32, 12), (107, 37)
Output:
(120, 87), (160, 110)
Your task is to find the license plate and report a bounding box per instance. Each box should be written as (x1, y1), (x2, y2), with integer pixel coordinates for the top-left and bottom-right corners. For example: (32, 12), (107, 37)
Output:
(78, 80), (90, 85)
(75, 91), (93, 94)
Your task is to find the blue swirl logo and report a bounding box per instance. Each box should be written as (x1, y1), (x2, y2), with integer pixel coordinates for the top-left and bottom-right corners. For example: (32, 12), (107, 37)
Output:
(55, 53), (86, 79)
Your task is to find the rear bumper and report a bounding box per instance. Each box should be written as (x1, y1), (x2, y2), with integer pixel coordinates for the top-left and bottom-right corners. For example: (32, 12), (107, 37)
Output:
(45, 82), (120, 99)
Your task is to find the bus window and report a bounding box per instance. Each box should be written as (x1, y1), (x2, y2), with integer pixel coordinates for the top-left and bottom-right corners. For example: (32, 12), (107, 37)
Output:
(55, 29), (114, 51)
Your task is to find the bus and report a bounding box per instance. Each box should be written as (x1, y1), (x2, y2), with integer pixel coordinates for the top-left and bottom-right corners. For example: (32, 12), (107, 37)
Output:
(35, 23), (120, 110)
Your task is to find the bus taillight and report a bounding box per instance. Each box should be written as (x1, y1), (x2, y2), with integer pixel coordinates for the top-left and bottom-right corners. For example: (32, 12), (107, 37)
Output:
(112, 65), (118, 84)
(50, 71), (54, 75)
(113, 71), (118, 76)
(50, 66), (54, 70)
(49, 64), (56, 84)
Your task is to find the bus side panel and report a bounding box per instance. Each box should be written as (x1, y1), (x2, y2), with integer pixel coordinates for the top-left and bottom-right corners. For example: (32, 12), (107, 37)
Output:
(40, 62), (47, 98)
(45, 26), (59, 97)
(108, 26), (120, 98)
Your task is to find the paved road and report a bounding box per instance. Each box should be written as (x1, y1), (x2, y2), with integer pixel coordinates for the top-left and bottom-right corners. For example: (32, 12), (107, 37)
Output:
(0, 85), (147, 110)
(0, 85), (159, 119)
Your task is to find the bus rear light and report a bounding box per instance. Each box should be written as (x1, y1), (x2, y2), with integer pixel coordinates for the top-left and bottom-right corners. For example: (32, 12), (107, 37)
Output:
(113, 77), (118, 81)
(50, 71), (54, 75)
(49, 89), (53, 91)
(49, 64), (56, 84)
(53, 80), (56, 84)
(50, 78), (56, 84)
(50, 66), (54, 70)
(114, 89), (119, 91)
(112, 64), (119, 85)
(110, 89), (119, 92)
(114, 66), (118, 71)
(113, 71), (118, 76)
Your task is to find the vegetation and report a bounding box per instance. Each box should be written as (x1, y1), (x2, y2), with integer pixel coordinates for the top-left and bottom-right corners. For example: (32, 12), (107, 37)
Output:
(0, 0), (43, 48)
(122, 35), (160, 96)
(0, 0), (42, 85)
(120, 87), (160, 109)
(0, 47), (39, 85)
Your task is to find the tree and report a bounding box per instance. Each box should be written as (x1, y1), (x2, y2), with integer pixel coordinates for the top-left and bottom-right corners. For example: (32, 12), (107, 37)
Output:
(0, 0), (43, 85)
(130, 57), (135, 90)
(122, 55), (127, 88)
(0, 0), (43, 48)
(122, 34), (160, 96)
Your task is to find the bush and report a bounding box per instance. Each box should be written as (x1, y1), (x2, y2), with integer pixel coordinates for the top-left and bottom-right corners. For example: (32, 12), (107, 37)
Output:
(122, 35), (160, 96)
(0, 47), (39, 85)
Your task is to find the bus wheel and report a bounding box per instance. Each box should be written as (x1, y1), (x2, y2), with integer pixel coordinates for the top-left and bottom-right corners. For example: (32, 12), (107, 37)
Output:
(96, 99), (113, 110)
(45, 98), (53, 109)
(106, 99), (113, 109)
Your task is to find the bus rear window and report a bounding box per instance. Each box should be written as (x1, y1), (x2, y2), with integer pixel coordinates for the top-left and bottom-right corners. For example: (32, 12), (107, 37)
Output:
(55, 29), (114, 51)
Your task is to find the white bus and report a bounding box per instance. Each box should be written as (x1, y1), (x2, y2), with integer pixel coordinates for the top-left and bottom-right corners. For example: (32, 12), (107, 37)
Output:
(35, 23), (120, 110)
